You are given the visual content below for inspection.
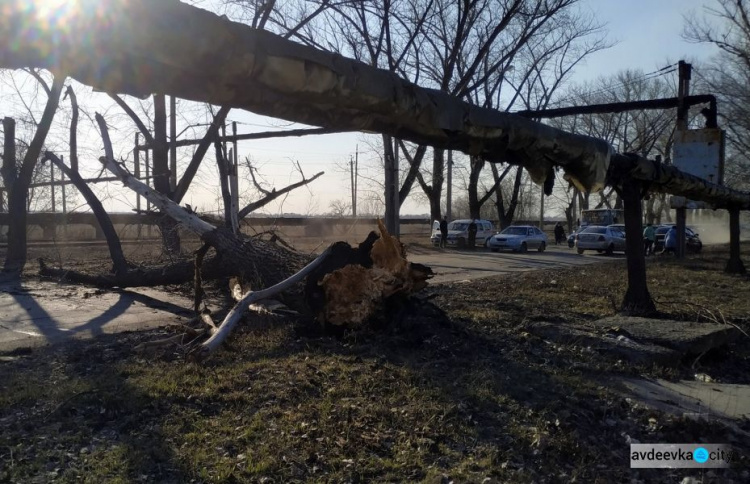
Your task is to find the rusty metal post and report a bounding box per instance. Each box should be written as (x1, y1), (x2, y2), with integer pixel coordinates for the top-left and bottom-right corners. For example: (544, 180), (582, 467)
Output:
(726, 207), (746, 274)
(620, 177), (656, 315)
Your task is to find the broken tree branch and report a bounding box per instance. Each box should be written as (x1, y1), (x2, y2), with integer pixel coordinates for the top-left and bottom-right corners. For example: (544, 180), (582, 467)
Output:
(196, 245), (332, 357)
(238, 170), (324, 219)
(94, 112), (311, 294)
(172, 105), (231, 204)
(42, 151), (129, 275)
(95, 113), (216, 237)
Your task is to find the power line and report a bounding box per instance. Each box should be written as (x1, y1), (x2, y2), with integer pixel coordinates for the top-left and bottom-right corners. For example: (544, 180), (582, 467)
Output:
(545, 63), (678, 109)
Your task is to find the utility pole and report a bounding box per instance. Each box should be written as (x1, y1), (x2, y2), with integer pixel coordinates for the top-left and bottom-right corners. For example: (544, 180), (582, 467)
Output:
(354, 145), (358, 218)
(350, 145), (359, 217)
(50, 161), (55, 213)
(169, 95), (177, 193)
(675, 60), (691, 259)
(60, 156), (66, 215)
(134, 133), (141, 214)
(447, 150), (453, 221)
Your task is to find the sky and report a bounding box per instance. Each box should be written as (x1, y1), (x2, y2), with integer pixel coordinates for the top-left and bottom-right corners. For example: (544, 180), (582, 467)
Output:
(1, 0), (724, 219)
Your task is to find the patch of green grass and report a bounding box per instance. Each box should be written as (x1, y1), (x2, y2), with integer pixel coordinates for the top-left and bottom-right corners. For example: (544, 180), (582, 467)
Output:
(2, 245), (749, 482)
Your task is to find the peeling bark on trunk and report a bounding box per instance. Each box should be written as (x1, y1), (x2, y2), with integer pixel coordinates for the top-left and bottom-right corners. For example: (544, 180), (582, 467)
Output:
(0, 0), (613, 193)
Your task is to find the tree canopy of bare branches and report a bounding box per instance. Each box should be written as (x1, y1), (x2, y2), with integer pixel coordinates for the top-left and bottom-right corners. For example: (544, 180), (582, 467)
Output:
(685, 0), (750, 189)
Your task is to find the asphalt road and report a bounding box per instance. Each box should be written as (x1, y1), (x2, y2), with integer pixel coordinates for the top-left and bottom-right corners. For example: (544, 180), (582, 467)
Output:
(409, 244), (619, 284)
(0, 282), (193, 353)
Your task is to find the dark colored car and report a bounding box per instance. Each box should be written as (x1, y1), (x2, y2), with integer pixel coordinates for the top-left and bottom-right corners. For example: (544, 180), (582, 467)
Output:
(654, 225), (703, 253)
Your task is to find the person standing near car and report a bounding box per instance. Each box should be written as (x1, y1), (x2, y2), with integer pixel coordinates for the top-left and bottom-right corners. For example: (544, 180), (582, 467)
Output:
(468, 219), (478, 249)
(554, 222), (565, 245)
(643, 223), (656, 256)
(663, 225), (677, 255)
(439, 216), (448, 248)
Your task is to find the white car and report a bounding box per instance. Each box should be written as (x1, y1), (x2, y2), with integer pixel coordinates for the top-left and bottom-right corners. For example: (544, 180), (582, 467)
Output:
(440, 219), (494, 248)
(488, 225), (548, 253)
(576, 225), (626, 255)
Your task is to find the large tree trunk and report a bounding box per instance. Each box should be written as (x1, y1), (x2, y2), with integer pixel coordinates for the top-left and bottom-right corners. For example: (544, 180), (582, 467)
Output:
(153, 94), (181, 255)
(429, 149), (445, 221)
(496, 167), (524, 229)
(1, 117), (16, 212)
(2, 76), (64, 279)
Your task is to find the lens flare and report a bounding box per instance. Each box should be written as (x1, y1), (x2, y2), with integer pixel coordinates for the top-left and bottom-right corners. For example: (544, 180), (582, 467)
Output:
(36, 0), (79, 16)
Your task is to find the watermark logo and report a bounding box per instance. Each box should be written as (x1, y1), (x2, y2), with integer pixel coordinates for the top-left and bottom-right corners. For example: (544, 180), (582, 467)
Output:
(693, 447), (709, 464)
(630, 444), (735, 468)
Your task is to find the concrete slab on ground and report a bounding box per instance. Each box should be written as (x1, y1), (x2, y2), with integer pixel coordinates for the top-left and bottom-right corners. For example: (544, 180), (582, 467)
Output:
(589, 316), (740, 356)
(0, 281), (193, 352)
(527, 317), (739, 367)
(616, 377), (750, 423)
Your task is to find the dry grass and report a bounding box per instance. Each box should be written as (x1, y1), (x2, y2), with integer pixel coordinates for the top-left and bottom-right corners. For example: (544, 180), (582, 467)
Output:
(1, 244), (749, 483)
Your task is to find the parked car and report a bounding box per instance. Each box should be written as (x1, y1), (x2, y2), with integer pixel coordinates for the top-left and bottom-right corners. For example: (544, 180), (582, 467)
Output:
(576, 225), (626, 255)
(488, 225), (548, 253)
(567, 226), (583, 248)
(654, 225), (703, 253)
(432, 219), (494, 248)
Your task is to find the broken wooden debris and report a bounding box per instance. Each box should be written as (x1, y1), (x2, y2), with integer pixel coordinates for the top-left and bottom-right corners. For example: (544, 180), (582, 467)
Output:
(310, 220), (434, 327)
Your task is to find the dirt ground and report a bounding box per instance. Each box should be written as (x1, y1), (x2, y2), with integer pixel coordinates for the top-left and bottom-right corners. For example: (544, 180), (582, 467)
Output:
(1, 239), (749, 483)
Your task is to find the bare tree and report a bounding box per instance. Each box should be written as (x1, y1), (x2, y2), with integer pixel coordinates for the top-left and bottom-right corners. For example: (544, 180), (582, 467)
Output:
(109, 93), (231, 255)
(1, 71), (64, 279)
(465, 5), (609, 232)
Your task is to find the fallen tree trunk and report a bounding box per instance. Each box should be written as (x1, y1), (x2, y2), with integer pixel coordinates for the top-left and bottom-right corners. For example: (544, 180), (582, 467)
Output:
(78, 114), (432, 355)
(0, 0), (611, 192)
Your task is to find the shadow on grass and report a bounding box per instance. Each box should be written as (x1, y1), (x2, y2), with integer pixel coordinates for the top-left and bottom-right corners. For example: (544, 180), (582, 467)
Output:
(0, 300), (744, 483)
(0, 335), (189, 483)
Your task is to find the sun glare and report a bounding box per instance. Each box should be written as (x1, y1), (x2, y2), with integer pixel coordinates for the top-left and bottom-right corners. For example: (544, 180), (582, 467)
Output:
(35, 0), (81, 18)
